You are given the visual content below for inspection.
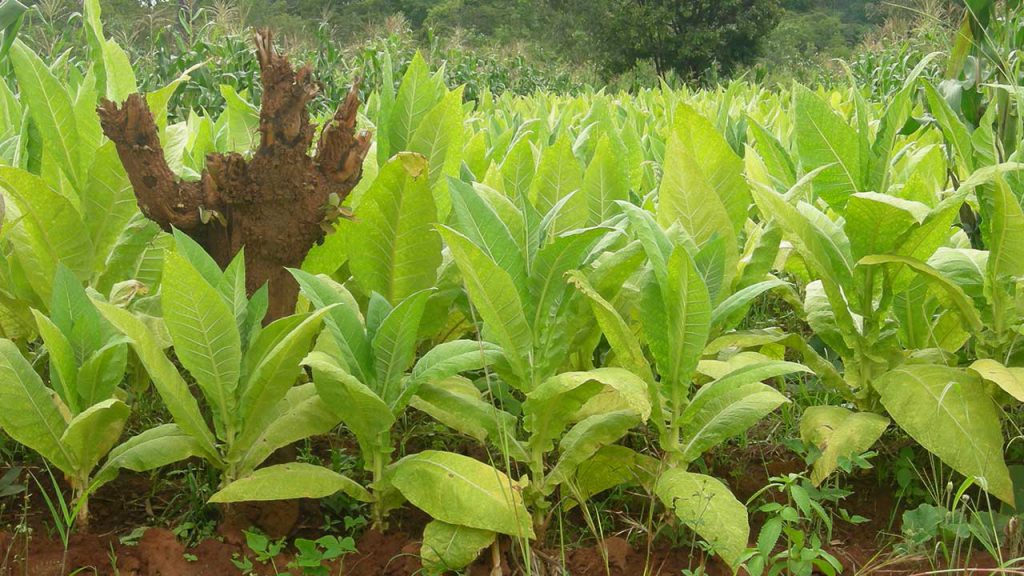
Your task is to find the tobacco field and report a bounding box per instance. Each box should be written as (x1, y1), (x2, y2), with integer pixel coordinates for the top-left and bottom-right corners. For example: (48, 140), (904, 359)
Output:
(1, 0), (1024, 574)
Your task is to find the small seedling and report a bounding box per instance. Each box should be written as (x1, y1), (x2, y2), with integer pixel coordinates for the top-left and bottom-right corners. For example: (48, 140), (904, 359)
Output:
(288, 535), (357, 575)
(243, 529), (286, 574)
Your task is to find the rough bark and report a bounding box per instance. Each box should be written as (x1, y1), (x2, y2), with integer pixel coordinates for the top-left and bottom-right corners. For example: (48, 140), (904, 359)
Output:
(98, 29), (371, 321)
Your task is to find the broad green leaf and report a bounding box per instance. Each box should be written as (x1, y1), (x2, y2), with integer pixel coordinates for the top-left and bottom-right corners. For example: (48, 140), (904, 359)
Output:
(0, 339), (74, 474)
(970, 359), (1024, 403)
(449, 179), (528, 293)
(0, 0), (27, 63)
(794, 85), (861, 207)
(49, 264), (102, 361)
(95, 214), (168, 295)
(94, 424), (202, 488)
(291, 270), (373, 383)
(462, 131), (489, 181)
(889, 196), (964, 293)
(530, 227), (606, 375)
(389, 450), (534, 538)
(621, 203), (673, 282)
(651, 247), (711, 394)
(501, 135), (535, 201)
(386, 52), (444, 154)
(525, 368), (649, 454)
(73, 70), (103, 173)
(800, 406), (889, 485)
(574, 368), (653, 424)
(83, 143), (136, 266)
(677, 362), (797, 462)
(365, 293), (393, 345)
(375, 50), (396, 161)
(236, 309), (331, 445)
(94, 301), (219, 465)
(146, 71), (189, 137)
(748, 120), (796, 189)
(162, 251), (241, 439)
(845, 193), (929, 260)
(438, 227), (532, 384)
(421, 520), (494, 574)
(929, 248), (987, 306)
(10, 41), (80, 187)
(530, 136), (585, 233)
(583, 136), (629, 225)
(655, 469), (748, 568)
(751, 187), (853, 289)
(60, 398), (129, 474)
(588, 238), (646, 297)
(0, 168), (93, 299)
(75, 342), (127, 408)
(876, 365), (1013, 506)
(567, 271), (653, 382)
(985, 177), (1024, 283)
(803, 280), (853, 356)
(476, 182), (534, 259)
(411, 377), (521, 456)
(529, 228), (603, 328)
(568, 445), (659, 505)
(82, 0), (107, 93)
(545, 410), (640, 489)
(694, 235), (727, 305)
(658, 103), (748, 248)
(710, 278), (787, 331)
(346, 153), (441, 302)
(161, 119), (190, 174)
(858, 254), (983, 332)
(235, 383), (341, 474)
(524, 371), (603, 454)
(216, 86), (258, 153)
(209, 463), (371, 503)
(410, 87), (464, 218)
(99, 39), (137, 103)
(217, 251), (248, 336)
(924, 82), (974, 174)
(373, 290), (431, 407)
(241, 284), (268, 347)
(304, 352), (395, 453)
(32, 310), (77, 410)
(704, 329), (848, 394)
(171, 226), (223, 287)
(869, 86), (912, 191)
(697, 351), (787, 380)
(409, 340), (503, 387)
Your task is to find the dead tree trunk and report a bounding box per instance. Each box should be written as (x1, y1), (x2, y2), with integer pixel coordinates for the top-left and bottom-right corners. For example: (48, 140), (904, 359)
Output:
(98, 30), (370, 321)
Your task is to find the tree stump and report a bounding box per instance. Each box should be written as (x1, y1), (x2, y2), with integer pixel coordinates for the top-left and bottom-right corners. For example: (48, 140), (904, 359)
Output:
(98, 30), (371, 321)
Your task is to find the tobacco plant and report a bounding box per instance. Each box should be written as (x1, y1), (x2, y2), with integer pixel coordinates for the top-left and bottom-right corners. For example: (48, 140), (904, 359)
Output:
(0, 266), (130, 527)
(0, 37), (147, 340)
(749, 80), (1018, 506)
(292, 269), (502, 529)
(572, 204), (808, 569)
(563, 101), (814, 567)
(94, 231), (367, 505)
(381, 176), (654, 572)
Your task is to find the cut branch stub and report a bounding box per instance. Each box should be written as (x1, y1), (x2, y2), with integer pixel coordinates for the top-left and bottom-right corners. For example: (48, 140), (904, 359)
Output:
(99, 29), (371, 322)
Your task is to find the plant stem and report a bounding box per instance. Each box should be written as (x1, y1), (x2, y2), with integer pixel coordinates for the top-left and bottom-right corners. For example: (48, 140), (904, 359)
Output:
(371, 450), (386, 530)
(491, 538), (503, 575)
(529, 450), (548, 540)
(74, 479), (89, 533)
(76, 493), (89, 531)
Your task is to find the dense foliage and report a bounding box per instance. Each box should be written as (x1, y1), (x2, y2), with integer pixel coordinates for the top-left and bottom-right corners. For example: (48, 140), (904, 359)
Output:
(12, 0), (931, 93)
(563, 0), (783, 78)
(3, 0), (1024, 574)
